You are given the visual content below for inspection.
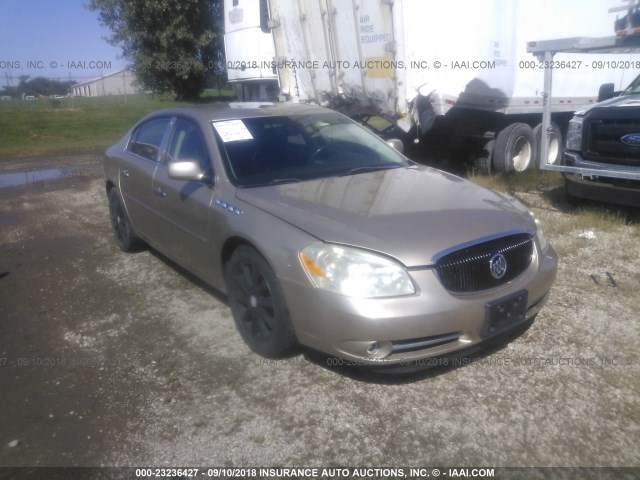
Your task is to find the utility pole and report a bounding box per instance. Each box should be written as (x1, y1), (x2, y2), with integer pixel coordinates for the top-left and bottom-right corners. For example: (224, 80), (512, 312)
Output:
(122, 70), (127, 104)
(69, 71), (75, 109)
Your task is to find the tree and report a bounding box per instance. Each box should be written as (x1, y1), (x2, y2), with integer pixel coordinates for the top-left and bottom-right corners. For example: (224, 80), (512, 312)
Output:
(89, 0), (222, 101)
(17, 77), (75, 97)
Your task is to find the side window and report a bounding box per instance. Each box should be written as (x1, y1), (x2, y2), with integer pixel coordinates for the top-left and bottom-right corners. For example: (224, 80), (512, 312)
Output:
(166, 118), (211, 174)
(128, 117), (171, 161)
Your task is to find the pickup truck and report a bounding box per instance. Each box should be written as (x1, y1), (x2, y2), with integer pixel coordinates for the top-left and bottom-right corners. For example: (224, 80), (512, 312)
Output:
(563, 73), (640, 207)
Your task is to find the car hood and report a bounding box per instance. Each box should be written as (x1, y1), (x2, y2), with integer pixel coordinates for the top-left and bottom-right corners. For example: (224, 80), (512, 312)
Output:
(235, 166), (536, 267)
(576, 93), (640, 115)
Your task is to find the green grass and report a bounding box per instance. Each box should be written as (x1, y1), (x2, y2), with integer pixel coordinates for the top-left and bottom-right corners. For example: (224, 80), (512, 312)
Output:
(467, 168), (640, 238)
(468, 170), (636, 220)
(0, 89), (235, 160)
(550, 206), (629, 236)
(467, 169), (565, 194)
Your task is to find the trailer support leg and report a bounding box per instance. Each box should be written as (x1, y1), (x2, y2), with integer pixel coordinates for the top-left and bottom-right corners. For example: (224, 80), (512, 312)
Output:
(539, 50), (554, 169)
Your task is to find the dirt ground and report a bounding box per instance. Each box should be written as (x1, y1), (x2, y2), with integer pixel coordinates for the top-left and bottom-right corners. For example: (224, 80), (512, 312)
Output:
(0, 156), (639, 474)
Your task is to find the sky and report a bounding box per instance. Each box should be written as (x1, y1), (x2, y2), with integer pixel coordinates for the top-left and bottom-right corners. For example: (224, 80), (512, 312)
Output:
(0, 0), (632, 88)
(0, 0), (127, 85)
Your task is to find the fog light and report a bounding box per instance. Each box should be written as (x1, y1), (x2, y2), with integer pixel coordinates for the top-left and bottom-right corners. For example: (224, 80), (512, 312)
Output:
(366, 341), (393, 359)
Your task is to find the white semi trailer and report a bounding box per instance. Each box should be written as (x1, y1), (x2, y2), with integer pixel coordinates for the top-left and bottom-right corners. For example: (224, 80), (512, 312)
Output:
(224, 0), (640, 173)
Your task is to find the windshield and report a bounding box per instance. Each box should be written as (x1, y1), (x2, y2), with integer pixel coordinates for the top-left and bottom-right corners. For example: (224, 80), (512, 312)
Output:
(212, 112), (411, 187)
(623, 74), (640, 95)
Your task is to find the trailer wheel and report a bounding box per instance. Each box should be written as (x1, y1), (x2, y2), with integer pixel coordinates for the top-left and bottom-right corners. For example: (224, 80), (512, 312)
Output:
(533, 122), (563, 167)
(492, 123), (535, 173)
(473, 140), (494, 175)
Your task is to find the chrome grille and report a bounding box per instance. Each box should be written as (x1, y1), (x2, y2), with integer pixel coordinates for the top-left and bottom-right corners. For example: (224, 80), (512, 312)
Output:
(392, 332), (460, 353)
(585, 109), (640, 167)
(435, 234), (534, 293)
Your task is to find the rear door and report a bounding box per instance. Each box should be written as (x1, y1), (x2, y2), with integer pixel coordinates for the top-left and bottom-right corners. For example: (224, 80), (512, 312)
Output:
(119, 116), (172, 239)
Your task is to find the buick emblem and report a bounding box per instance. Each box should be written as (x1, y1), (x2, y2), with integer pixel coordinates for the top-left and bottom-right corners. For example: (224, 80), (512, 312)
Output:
(489, 253), (507, 280)
(620, 133), (640, 147)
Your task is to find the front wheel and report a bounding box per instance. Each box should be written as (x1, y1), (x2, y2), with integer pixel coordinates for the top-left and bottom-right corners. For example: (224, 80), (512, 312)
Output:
(224, 246), (297, 358)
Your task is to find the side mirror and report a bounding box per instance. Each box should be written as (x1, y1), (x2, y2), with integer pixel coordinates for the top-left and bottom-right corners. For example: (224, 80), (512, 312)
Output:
(386, 138), (404, 153)
(168, 159), (206, 182)
(598, 83), (615, 102)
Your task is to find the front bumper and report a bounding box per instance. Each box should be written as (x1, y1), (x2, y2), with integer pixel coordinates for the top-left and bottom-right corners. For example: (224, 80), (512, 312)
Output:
(282, 241), (558, 366)
(564, 152), (640, 207)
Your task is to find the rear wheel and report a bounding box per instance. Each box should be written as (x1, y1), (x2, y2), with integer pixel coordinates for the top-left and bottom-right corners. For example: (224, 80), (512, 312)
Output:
(108, 187), (142, 252)
(224, 246), (297, 358)
(492, 123), (535, 173)
(533, 122), (563, 167)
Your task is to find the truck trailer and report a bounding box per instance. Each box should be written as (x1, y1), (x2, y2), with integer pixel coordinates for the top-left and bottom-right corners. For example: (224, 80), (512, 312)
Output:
(224, 0), (640, 173)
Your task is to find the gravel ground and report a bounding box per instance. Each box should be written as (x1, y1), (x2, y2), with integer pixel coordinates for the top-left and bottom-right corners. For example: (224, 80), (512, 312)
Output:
(0, 156), (638, 475)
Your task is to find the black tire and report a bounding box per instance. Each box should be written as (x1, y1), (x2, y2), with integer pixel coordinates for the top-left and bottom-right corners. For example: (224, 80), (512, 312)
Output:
(533, 122), (563, 167)
(224, 246), (297, 358)
(108, 188), (142, 252)
(492, 123), (535, 173)
(473, 139), (494, 175)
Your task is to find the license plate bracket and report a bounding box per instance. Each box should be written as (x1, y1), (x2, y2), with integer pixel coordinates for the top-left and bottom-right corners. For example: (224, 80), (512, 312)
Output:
(481, 290), (528, 337)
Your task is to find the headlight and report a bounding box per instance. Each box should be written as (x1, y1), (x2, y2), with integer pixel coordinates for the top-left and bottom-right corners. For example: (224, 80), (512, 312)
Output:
(299, 244), (415, 298)
(528, 210), (549, 250)
(565, 116), (584, 151)
(535, 219), (548, 251)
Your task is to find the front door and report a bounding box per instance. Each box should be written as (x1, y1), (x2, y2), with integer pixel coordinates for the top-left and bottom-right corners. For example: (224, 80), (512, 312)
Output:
(150, 118), (215, 277)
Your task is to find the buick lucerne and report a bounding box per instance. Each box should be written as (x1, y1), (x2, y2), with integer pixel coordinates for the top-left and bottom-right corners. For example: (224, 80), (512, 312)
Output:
(104, 103), (558, 367)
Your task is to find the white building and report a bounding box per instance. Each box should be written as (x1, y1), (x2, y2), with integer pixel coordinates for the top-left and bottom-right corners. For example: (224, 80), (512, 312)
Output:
(72, 68), (141, 97)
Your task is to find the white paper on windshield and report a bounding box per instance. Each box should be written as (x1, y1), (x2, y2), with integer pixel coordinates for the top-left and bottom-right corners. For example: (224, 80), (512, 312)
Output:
(212, 120), (253, 142)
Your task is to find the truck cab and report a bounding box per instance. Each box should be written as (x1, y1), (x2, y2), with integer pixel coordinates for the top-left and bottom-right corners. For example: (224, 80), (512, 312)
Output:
(563, 74), (640, 206)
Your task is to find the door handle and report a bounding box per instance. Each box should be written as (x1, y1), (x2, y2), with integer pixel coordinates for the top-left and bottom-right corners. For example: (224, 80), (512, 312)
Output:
(121, 169), (130, 177)
(153, 187), (167, 198)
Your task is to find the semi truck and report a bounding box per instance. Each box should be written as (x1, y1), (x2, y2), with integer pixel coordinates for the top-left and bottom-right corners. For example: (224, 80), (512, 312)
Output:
(224, 0), (640, 173)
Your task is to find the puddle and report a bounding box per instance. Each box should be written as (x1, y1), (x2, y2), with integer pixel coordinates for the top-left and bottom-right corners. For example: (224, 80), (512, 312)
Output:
(0, 212), (16, 227)
(0, 166), (83, 189)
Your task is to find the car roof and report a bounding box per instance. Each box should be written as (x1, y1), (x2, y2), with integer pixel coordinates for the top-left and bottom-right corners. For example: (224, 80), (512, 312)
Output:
(142, 102), (338, 123)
